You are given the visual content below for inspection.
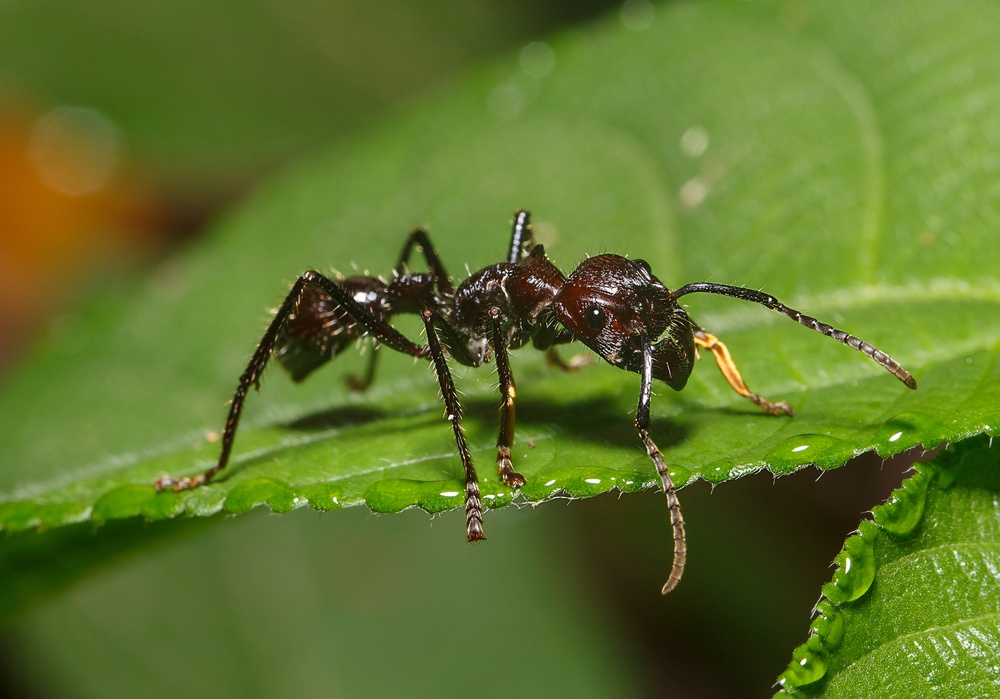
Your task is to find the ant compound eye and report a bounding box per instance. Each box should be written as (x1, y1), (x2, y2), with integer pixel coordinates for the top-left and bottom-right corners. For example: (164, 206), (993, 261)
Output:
(585, 305), (606, 330)
(633, 258), (651, 276)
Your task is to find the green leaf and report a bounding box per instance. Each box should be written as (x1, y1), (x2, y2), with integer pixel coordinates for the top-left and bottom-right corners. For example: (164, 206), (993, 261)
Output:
(777, 435), (1000, 697)
(1, 0), (998, 606)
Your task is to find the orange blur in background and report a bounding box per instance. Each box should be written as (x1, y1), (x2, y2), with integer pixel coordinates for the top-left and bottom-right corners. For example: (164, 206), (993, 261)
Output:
(0, 104), (167, 371)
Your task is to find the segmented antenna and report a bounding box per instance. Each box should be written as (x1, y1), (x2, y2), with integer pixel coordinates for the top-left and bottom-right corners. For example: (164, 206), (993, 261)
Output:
(671, 283), (917, 389)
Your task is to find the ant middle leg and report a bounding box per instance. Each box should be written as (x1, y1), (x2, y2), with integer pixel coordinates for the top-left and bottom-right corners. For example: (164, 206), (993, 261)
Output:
(156, 270), (428, 493)
(489, 308), (525, 488)
(691, 325), (793, 416)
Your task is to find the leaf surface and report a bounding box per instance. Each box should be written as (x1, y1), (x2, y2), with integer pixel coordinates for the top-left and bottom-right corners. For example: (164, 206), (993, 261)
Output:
(777, 436), (1000, 697)
(1, 0), (998, 582)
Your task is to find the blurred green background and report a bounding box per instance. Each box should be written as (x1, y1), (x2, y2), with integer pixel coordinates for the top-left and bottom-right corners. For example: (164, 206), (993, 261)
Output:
(0, 0), (616, 370)
(0, 1), (948, 697)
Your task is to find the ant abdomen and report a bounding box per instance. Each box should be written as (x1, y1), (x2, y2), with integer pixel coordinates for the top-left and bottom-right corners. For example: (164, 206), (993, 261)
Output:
(275, 277), (390, 382)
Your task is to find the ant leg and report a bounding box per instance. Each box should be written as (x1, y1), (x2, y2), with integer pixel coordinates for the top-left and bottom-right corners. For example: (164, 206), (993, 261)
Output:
(345, 345), (380, 392)
(544, 347), (594, 372)
(692, 326), (793, 416)
(420, 309), (485, 541)
(397, 228), (453, 295)
(673, 283), (917, 389)
(156, 270), (428, 492)
(636, 336), (686, 595)
(489, 308), (525, 488)
(506, 209), (533, 264)
(345, 227), (454, 391)
(425, 313), (482, 368)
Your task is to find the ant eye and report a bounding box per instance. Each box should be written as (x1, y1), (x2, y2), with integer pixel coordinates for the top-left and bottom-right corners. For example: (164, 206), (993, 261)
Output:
(634, 259), (651, 276)
(585, 305), (606, 330)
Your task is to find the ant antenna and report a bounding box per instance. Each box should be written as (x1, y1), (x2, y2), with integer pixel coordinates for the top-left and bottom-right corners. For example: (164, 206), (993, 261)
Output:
(671, 283), (917, 389)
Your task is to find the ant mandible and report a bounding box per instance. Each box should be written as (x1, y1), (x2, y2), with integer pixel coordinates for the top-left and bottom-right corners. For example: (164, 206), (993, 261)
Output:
(156, 210), (917, 594)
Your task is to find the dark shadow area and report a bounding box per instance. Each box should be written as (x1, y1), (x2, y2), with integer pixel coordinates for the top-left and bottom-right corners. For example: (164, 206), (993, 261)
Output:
(285, 404), (387, 431)
(471, 391), (694, 453)
(566, 444), (929, 698)
(277, 389), (695, 462)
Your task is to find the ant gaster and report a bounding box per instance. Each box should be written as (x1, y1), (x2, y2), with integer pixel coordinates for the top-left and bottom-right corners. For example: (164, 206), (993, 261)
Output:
(156, 210), (917, 594)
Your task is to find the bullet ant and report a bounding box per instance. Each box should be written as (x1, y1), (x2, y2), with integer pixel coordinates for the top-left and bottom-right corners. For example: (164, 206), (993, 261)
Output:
(157, 210), (916, 593)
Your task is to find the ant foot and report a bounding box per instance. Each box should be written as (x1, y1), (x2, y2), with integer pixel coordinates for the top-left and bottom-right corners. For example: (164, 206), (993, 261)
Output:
(500, 468), (526, 488)
(749, 393), (794, 417)
(154, 474), (207, 492)
(765, 400), (794, 416)
(497, 450), (526, 488)
(466, 519), (486, 542)
(344, 374), (373, 393)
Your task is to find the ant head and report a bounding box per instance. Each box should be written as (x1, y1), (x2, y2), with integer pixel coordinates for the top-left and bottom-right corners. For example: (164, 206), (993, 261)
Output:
(553, 254), (675, 368)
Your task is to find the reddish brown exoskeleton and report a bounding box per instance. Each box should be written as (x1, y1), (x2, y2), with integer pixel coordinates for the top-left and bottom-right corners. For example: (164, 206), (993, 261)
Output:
(157, 211), (916, 593)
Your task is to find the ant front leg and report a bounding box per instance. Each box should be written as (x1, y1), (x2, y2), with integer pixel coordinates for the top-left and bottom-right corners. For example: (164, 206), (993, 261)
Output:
(420, 309), (485, 541)
(691, 325), (793, 416)
(157, 271), (427, 493)
(489, 308), (525, 488)
(637, 335), (687, 595)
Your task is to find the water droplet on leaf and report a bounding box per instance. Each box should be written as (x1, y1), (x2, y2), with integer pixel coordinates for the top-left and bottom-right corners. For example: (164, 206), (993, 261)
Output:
(766, 434), (855, 473)
(778, 639), (828, 689)
(822, 522), (877, 604)
(873, 411), (940, 454)
(873, 465), (931, 536)
(813, 600), (845, 651)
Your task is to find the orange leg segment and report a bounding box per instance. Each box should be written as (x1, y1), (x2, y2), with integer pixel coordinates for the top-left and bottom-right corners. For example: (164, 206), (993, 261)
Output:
(693, 328), (793, 416)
